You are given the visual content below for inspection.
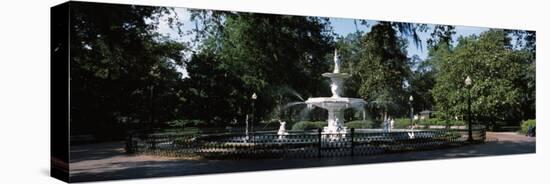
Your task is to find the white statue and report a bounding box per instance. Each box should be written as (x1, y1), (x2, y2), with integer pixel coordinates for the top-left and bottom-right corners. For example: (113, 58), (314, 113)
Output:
(408, 130), (415, 139)
(333, 49), (340, 73)
(383, 118), (389, 132)
(390, 118), (395, 131)
(277, 120), (289, 139)
(408, 120), (416, 139)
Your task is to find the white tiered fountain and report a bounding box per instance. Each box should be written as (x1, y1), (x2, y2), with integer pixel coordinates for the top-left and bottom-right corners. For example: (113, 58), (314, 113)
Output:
(305, 50), (366, 135)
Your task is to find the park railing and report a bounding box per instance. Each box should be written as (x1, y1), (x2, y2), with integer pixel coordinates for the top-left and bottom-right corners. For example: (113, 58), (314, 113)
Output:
(126, 128), (486, 159)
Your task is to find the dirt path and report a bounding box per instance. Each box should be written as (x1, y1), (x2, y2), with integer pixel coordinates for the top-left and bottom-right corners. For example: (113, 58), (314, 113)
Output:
(69, 132), (535, 182)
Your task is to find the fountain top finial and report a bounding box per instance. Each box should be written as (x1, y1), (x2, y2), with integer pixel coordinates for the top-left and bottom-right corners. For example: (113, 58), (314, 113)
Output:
(333, 49), (340, 73)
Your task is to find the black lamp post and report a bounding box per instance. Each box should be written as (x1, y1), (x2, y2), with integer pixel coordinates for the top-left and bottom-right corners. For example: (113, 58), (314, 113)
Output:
(465, 76), (473, 142)
(409, 95), (414, 128)
(251, 93), (257, 141)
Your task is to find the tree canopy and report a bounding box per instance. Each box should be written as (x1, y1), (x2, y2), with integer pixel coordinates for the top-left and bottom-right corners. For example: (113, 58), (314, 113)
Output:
(431, 30), (534, 124)
(355, 23), (410, 117)
(183, 12), (335, 124)
(69, 2), (186, 137)
(67, 3), (536, 139)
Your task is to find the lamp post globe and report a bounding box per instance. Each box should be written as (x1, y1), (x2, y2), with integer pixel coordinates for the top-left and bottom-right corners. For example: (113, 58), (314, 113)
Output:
(409, 95), (414, 128)
(251, 93), (257, 141)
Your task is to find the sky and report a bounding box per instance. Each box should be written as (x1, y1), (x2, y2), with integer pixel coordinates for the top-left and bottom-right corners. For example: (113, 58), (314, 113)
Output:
(156, 8), (489, 78)
(329, 18), (488, 59)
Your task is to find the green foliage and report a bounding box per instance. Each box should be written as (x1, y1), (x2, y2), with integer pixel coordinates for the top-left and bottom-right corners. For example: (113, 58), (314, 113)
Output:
(344, 118), (466, 129)
(356, 23), (410, 117)
(184, 12), (335, 124)
(507, 30), (536, 120)
(417, 118), (465, 126)
(519, 119), (536, 134)
(166, 119), (208, 128)
(68, 3), (535, 140)
(181, 53), (247, 124)
(409, 55), (436, 112)
(431, 30), (532, 124)
(393, 118), (413, 129)
(291, 121), (326, 131)
(427, 25), (456, 49)
(393, 118), (465, 128)
(345, 120), (380, 129)
(336, 32), (364, 98)
(69, 2), (187, 136)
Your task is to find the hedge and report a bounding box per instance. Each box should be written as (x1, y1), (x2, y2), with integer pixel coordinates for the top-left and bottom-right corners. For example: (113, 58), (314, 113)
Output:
(345, 120), (381, 129)
(291, 121), (327, 131)
(344, 118), (466, 129)
(418, 118), (465, 126)
(290, 118), (469, 131)
(519, 119), (536, 134)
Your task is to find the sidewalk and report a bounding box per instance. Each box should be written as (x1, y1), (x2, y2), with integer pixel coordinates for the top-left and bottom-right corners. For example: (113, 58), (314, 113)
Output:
(69, 132), (535, 182)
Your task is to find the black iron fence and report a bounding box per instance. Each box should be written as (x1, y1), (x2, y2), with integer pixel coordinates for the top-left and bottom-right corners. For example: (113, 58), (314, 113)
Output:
(126, 128), (485, 159)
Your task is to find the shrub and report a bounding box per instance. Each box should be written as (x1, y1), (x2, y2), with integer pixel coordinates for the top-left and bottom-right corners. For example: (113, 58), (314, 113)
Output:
(345, 120), (379, 129)
(519, 119), (536, 134)
(448, 120), (466, 126)
(418, 118), (439, 126)
(291, 121), (326, 131)
(166, 119), (186, 128)
(394, 118), (413, 129)
(166, 119), (207, 128)
(417, 118), (465, 127)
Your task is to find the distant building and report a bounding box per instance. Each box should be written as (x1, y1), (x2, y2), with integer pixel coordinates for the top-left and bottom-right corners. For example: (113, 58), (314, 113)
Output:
(419, 110), (433, 120)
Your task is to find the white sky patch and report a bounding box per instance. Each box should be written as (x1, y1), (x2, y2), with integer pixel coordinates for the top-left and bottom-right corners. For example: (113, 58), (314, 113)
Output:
(330, 18), (374, 35)
(151, 7), (196, 78)
(155, 8), (192, 42)
(329, 19), (489, 60)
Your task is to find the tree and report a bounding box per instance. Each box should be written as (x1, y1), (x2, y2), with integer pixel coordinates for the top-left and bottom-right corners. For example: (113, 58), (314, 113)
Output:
(356, 20), (428, 48)
(507, 30), (536, 120)
(183, 12), (335, 124)
(181, 53), (246, 125)
(69, 2), (186, 137)
(356, 22), (411, 119)
(335, 31), (364, 98)
(427, 25), (456, 49)
(410, 26), (456, 112)
(409, 55), (436, 112)
(432, 30), (531, 125)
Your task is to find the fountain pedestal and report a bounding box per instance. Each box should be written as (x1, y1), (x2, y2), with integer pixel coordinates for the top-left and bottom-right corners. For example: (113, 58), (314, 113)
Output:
(325, 109), (346, 134)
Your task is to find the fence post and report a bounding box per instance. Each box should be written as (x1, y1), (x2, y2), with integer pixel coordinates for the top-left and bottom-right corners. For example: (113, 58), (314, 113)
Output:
(318, 128), (322, 158)
(125, 133), (134, 154)
(481, 128), (486, 142)
(351, 128), (355, 156)
(151, 134), (157, 150)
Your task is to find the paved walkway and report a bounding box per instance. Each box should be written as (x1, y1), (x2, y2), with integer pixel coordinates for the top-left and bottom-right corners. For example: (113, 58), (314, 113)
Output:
(69, 132), (535, 182)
